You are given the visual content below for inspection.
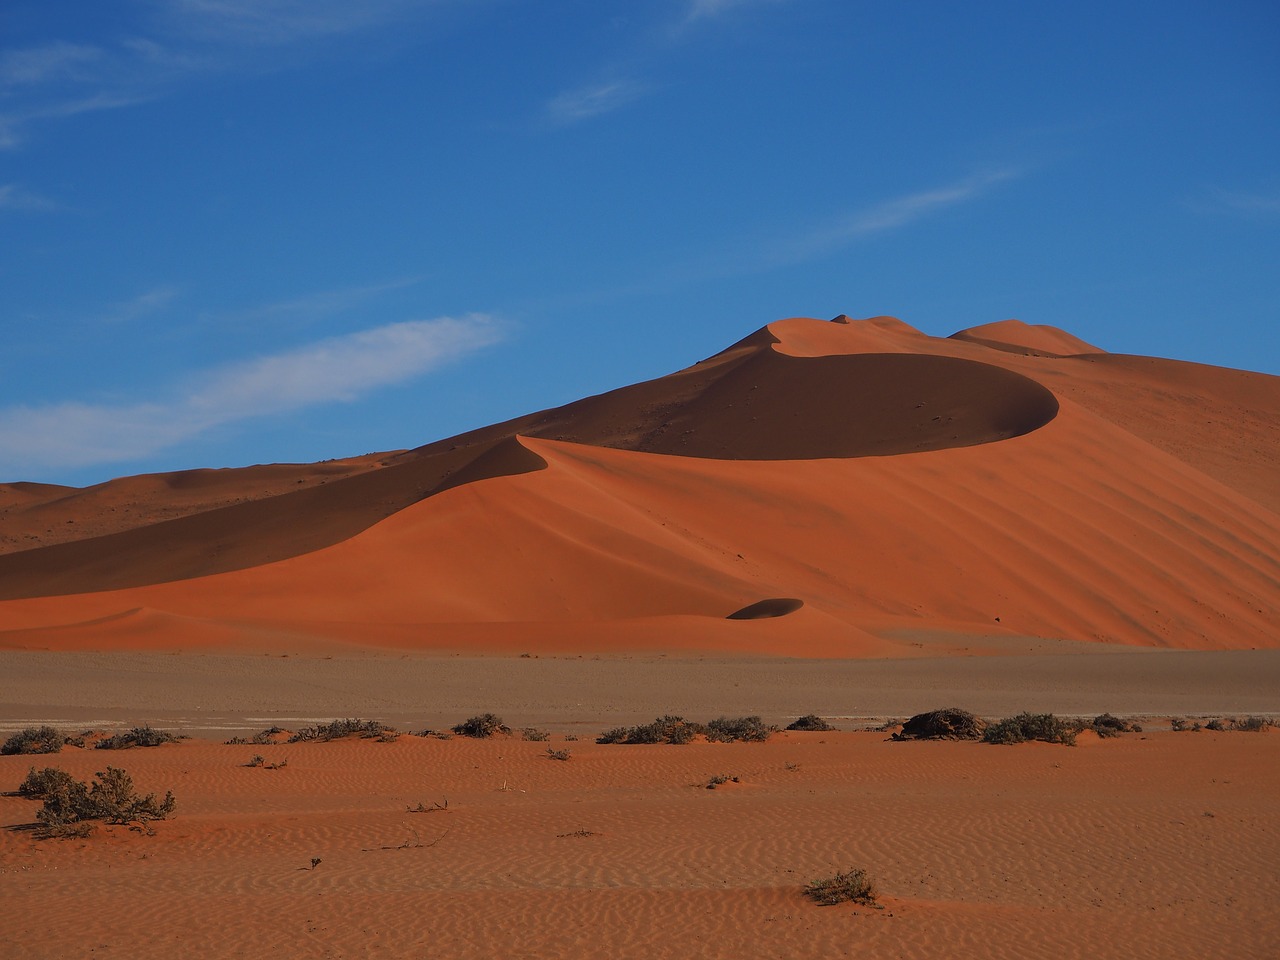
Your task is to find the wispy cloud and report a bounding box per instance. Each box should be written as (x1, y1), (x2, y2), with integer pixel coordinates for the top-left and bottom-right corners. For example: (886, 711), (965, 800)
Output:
(0, 1), (450, 149)
(683, 0), (781, 25)
(218, 277), (425, 327)
(0, 314), (502, 472)
(545, 79), (648, 126)
(100, 287), (182, 325)
(0, 42), (102, 86)
(0, 183), (55, 211)
(766, 168), (1022, 265)
(1196, 186), (1280, 219)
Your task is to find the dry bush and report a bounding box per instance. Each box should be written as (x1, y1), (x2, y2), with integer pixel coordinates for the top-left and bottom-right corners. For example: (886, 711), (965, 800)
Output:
(2, 726), (65, 756)
(522, 727), (550, 742)
(892, 708), (987, 741)
(20, 766), (175, 839)
(786, 715), (835, 732)
(805, 868), (879, 906)
(706, 716), (775, 742)
(288, 719), (397, 743)
(597, 716), (706, 745)
(983, 712), (1076, 746)
(452, 714), (510, 739)
(545, 747), (572, 761)
(1087, 713), (1143, 738)
(95, 726), (182, 750)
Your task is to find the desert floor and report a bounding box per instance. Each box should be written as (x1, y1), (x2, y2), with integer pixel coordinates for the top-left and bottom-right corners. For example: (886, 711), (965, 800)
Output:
(2, 649), (1279, 959)
(1, 726), (1277, 960)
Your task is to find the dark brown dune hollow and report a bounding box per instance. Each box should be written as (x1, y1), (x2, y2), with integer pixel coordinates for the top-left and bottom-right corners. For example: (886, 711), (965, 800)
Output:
(727, 598), (805, 620)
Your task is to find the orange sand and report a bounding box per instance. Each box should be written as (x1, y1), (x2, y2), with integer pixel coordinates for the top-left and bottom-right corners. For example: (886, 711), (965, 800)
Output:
(2, 730), (1276, 959)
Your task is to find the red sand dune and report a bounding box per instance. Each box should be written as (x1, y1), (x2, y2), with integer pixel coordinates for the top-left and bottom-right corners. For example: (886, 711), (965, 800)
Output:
(1, 315), (1277, 655)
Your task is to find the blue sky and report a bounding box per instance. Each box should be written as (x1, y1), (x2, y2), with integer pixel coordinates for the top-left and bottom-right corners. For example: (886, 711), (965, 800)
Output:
(2, 0), (1277, 486)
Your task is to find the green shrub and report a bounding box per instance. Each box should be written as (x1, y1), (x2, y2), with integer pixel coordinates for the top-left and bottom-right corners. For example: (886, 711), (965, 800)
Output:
(983, 712), (1076, 746)
(2, 726), (65, 756)
(805, 868), (879, 906)
(786, 715), (835, 732)
(95, 726), (182, 750)
(451, 714), (510, 739)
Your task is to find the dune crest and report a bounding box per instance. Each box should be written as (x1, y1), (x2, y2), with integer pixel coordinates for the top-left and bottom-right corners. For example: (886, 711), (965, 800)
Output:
(0, 314), (1277, 656)
(949, 319), (1104, 356)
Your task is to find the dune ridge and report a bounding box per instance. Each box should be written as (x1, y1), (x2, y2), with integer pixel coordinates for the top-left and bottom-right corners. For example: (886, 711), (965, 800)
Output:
(0, 315), (1277, 656)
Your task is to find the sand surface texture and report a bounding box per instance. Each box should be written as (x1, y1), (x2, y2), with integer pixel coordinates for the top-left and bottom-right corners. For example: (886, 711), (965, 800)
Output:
(2, 730), (1276, 960)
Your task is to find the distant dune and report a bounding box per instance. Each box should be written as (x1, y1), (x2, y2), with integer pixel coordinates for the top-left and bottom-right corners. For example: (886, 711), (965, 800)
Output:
(1, 315), (1277, 656)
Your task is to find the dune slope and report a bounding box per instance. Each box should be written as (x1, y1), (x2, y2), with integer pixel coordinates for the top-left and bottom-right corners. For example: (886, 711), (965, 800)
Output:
(0, 315), (1277, 655)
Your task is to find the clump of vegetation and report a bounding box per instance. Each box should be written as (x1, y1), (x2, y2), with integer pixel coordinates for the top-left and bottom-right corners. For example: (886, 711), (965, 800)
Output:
(786, 715), (835, 732)
(452, 714), (511, 738)
(805, 868), (880, 906)
(546, 747), (572, 761)
(1171, 717), (1201, 732)
(2, 726), (66, 755)
(706, 716), (775, 742)
(705, 774), (740, 789)
(95, 726), (182, 750)
(19, 766), (176, 839)
(1086, 714), (1143, 738)
(983, 712), (1076, 746)
(1201, 716), (1273, 732)
(892, 707), (987, 741)
(226, 726), (288, 745)
(597, 716), (706, 745)
(522, 727), (550, 742)
(288, 719), (397, 743)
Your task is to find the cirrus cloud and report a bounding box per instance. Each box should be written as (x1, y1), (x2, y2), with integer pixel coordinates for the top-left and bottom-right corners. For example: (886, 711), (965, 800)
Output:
(0, 314), (503, 473)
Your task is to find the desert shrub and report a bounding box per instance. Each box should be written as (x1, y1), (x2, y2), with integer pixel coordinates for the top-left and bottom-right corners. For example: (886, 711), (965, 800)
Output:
(24, 766), (175, 838)
(1205, 718), (1227, 732)
(451, 714), (510, 739)
(522, 727), (550, 742)
(786, 714), (835, 732)
(984, 712), (1076, 746)
(1170, 717), (1200, 732)
(18, 766), (78, 799)
(596, 716), (706, 745)
(88, 767), (177, 824)
(546, 747), (572, 761)
(95, 726), (181, 750)
(2, 726), (65, 756)
(1089, 714), (1142, 738)
(706, 716), (775, 743)
(805, 868), (879, 906)
(227, 726), (288, 746)
(893, 708), (987, 741)
(1235, 716), (1273, 732)
(288, 719), (396, 743)
(705, 774), (739, 789)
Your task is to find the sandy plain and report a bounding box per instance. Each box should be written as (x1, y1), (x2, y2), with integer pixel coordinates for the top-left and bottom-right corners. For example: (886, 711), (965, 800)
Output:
(2, 724), (1277, 960)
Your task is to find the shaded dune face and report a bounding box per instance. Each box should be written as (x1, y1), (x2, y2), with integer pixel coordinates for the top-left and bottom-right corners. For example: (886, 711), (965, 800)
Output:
(620, 351), (1058, 460)
(0, 335), (1056, 599)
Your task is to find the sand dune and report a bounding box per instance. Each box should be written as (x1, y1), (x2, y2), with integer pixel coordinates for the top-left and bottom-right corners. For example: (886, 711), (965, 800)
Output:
(0, 315), (1277, 656)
